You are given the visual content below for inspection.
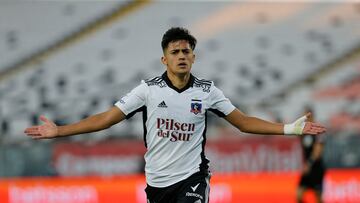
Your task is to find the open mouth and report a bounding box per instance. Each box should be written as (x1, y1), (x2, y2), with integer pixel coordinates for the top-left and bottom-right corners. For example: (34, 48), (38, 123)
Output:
(178, 62), (187, 67)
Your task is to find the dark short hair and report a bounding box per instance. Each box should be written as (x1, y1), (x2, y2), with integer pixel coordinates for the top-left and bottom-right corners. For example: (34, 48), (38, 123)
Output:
(161, 27), (197, 51)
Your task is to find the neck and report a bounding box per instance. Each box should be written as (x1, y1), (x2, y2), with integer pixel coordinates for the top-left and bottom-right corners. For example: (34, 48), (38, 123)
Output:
(167, 71), (190, 89)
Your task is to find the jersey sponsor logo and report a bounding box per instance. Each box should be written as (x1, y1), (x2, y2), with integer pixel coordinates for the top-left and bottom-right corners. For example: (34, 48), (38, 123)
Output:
(190, 99), (202, 115)
(191, 183), (200, 192)
(156, 118), (195, 142)
(186, 192), (203, 200)
(157, 101), (167, 108)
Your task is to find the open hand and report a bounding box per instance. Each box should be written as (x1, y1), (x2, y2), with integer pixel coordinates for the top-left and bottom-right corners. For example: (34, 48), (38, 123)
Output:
(24, 115), (58, 139)
(302, 112), (326, 135)
(285, 112), (326, 135)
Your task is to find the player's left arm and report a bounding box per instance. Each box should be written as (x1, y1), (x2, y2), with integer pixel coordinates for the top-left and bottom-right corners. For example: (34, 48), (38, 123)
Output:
(224, 108), (326, 136)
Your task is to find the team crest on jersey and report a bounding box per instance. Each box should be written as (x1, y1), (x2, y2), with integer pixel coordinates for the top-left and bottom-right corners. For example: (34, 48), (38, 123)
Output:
(190, 99), (202, 115)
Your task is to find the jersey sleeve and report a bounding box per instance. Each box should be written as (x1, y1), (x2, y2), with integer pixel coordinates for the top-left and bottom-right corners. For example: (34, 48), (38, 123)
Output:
(114, 81), (148, 116)
(208, 84), (236, 117)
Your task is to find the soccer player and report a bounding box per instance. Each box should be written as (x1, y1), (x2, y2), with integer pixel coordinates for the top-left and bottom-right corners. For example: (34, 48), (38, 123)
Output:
(297, 107), (326, 203)
(24, 27), (326, 203)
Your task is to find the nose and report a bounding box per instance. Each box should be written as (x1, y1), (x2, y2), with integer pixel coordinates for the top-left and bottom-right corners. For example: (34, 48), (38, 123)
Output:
(178, 51), (186, 59)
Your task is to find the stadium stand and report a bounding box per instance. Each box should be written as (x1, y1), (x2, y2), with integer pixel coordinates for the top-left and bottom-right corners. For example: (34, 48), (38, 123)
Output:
(0, 1), (359, 143)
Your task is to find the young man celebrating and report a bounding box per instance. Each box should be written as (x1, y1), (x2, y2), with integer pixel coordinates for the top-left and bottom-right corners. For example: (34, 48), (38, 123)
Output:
(24, 27), (326, 203)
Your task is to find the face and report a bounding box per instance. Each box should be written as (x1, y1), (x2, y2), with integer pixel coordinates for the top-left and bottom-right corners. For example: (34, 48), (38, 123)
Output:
(161, 40), (195, 76)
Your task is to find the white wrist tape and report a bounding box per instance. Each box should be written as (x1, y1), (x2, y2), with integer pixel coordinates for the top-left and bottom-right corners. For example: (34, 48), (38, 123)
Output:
(284, 115), (307, 135)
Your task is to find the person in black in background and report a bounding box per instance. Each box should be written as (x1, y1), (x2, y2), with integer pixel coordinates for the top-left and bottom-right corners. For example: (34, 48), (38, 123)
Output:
(297, 106), (326, 203)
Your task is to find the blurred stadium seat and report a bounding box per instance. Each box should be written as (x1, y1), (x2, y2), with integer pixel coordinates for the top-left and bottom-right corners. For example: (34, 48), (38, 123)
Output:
(0, 0), (359, 172)
(0, 2), (360, 202)
(1, 1), (359, 140)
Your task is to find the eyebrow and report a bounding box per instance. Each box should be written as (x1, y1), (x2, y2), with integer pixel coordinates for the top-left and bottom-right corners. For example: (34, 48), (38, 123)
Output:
(169, 48), (191, 52)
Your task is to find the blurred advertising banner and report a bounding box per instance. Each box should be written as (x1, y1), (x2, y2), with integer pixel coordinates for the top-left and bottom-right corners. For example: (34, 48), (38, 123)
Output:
(53, 140), (147, 176)
(0, 175), (144, 203)
(0, 169), (359, 203)
(206, 136), (301, 172)
(52, 137), (301, 176)
(1, 134), (357, 177)
(323, 169), (360, 203)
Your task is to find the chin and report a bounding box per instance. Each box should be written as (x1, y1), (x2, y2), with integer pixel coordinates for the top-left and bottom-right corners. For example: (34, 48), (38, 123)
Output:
(168, 66), (191, 75)
(176, 69), (191, 75)
(179, 66), (191, 71)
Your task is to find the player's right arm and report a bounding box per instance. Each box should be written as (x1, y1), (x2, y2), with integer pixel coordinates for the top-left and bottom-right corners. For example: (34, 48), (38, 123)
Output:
(24, 106), (126, 139)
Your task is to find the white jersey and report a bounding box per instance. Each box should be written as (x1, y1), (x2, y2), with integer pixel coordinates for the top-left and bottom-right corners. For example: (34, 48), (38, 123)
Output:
(115, 72), (235, 187)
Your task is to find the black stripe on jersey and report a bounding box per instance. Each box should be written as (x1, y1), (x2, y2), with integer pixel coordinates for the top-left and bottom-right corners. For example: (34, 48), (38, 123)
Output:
(194, 77), (212, 85)
(193, 81), (211, 86)
(201, 109), (226, 173)
(145, 76), (161, 82)
(208, 108), (226, 117)
(142, 107), (148, 148)
(199, 111), (210, 173)
(193, 78), (211, 93)
(125, 105), (148, 148)
(145, 76), (161, 83)
(145, 76), (167, 88)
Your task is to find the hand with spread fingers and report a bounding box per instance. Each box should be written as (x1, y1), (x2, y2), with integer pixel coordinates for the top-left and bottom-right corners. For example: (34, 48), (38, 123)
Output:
(284, 112), (326, 136)
(24, 115), (58, 139)
(303, 121), (326, 135)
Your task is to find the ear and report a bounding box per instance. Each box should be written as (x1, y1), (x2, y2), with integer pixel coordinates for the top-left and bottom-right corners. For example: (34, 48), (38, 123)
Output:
(161, 56), (167, 65)
(192, 54), (195, 64)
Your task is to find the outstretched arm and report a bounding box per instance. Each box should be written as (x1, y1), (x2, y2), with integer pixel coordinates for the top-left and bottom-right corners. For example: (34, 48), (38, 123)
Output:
(224, 108), (326, 135)
(24, 106), (126, 139)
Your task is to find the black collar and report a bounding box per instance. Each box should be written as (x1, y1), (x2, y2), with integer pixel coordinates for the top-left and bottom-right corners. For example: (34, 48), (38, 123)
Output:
(162, 71), (194, 93)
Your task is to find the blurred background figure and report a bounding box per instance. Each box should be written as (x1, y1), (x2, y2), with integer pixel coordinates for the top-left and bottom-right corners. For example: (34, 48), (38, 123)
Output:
(297, 106), (326, 203)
